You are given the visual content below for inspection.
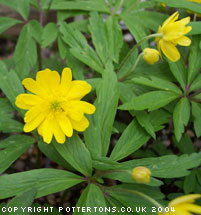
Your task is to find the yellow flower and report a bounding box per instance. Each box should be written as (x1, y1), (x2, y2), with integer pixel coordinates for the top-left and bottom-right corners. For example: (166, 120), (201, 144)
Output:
(159, 194), (201, 215)
(15, 68), (96, 144)
(155, 11), (192, 62)
(131, 166), (151, 184)
(143, 48), (160, 65)
(188, 0), (201, 3)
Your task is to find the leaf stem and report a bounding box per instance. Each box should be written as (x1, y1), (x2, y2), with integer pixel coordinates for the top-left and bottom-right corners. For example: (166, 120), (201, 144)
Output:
(117, 33), (162, 73)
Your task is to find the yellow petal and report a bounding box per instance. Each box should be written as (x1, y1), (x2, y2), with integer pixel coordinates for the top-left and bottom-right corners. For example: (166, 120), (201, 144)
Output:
(60, 67), (72, 93)
(57, 113), (73, 137)
(184, 26), (192, 34)
(36, 69), (60, 93)
(67, 80), (92, 100)
(73, 101), (96, 114)
(143, 48), (160, 65)
(180, 203), (201, 214)
(174, 36), (191, 46)
(15, 94), (44, 110)
(24, 111), (46, 132)
(160, 40), (180, 62)
(41, 113), (54, 144)
(163, 23), (186, 41)
(169, 194), (201, 207)
(53, 120), (66, 144)
(162, 11), (179, 29)
(71, 116), (89, 132)
(177, 16), (191, 26)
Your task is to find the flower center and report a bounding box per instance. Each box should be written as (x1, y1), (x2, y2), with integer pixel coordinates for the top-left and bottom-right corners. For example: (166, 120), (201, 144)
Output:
(50, 101), (62, 111)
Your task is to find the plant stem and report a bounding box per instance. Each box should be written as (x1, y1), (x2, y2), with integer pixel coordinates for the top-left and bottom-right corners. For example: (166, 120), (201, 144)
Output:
(193, 13), (197, 22)
(117, 33), (162, 73)
(37, 43), (42, 70)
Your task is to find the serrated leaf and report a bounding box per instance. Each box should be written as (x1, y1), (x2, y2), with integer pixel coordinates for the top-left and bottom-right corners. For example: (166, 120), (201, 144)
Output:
(89, 12), (108, 64)
(42, 22), (58, 48)
(29, 20), (43, 44)
(173, 97), (190, 141)
(51, 0), (110, 13)
(85, 62), (119, 157)
(0, 17), (21, 34)
(6, 189), (37, 215)
(187, 35), (201, 85)
(0, 135), (35, 174)
(60, 22), (103, 73)
(110, 119), (149, 161)
(53, 135), (92, 176)
(120, 152), (201, 178)
(192, 102), (201, 138)
(167, 57), (186, 91)
(119, 91), (178, 111)
(106, 15), (123, 63)
(0, 169), (83, 199)
(14, 25), (37, 79)
(0, 0), (29, 20)
(132, 76), (182, 94)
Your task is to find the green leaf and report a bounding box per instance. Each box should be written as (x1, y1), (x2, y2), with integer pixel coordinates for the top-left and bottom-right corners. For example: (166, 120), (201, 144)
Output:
(183, 170), (196, 194)
(106, 15), (123, 63)
(85, 62), (119, 157)
(0, 169), (83, 199)
(155, 0), (201, 15)
(192, 102), (201, 138)
(0, 135), (35, 174)
(132, 76), (182, 94)
(188, 22), (201, 35)
(187, 35), (201, 85)
(0, 0), (30, 20)
(0, 118), (23, 133)
(74, 184), (107, 215)
(42, 23), (58, 48)
(14, 25), (37, 79)
(167, 57), (186, 91)
(53, 135), (92, 176)
(173, 97), (190, 141)
(89, 12), (108, 64)
(0, 98), (15, 118)
(136, 111), (156, 139)
(110, 120), (149, 161)
(0, 62), (24, 115)
(6, 189), (37, 215)
(38, 141), (74, 171)
(190, 74), (201, 92)
(119, 91), (178, 111)
(120, 152), (201, 178)
(120, 13), (149, 49)
(51, 0), (110, 13)
(60, 22), (103, 73)
(0, 17), (21, 34)
(29, 20), (43, 44)
(92, 156), (120, 171)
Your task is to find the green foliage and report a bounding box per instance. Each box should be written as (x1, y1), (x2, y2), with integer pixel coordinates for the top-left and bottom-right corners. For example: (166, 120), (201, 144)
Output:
(0, 0), (201, 212)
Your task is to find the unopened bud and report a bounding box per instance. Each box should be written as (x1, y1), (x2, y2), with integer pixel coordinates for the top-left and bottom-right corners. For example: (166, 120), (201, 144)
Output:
(143, 48), (160, 65)
(132, 166), (151, 183)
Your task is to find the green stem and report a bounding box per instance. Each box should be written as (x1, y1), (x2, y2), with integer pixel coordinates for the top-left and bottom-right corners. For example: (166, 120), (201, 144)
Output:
(117, 33), (162, 73)
(120, 52), (143, 81)
(193, 13), (197, 22)
(37, 43), (42, 70)
(115, 0), (124, 14)
(100, 185), (165, 212)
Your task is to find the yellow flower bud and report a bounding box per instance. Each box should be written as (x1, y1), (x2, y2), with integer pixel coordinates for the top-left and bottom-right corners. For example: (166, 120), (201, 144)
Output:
(132, 166), (151, 184)
(143, 48), (160, 65)
(161, 2), (166, 7)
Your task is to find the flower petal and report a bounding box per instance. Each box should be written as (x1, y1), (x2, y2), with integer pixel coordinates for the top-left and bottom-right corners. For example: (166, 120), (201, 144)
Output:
(162, 11), (179, 29)
(70, 101), (96, 115)
(71, 116), (89, 132)
(180, 203), (201, 214)
(41, 113), (54, 144)
(169, 194), (201, 207)
(174, 36), (191, 46)
(60, 67), (72, 93)
(15, 94), (44, 110)
(53, 120), (66, 144)
(57, 113), (73, 137)
(160, 40), (180, 62)
(67, 80), (92, 100)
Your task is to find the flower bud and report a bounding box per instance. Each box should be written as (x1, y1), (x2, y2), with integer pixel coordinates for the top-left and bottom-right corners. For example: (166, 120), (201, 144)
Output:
(132, 166), (151, 184)
(143, 48), (160, 65)
(161, 2), (166, 7)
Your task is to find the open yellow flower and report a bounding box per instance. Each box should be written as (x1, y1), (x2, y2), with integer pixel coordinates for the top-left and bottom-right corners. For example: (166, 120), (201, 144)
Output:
(159, 194), (201, 215)
(15, 68), (96, 144)
(143, 48), (160, 65)
(155, 11), (192, 62)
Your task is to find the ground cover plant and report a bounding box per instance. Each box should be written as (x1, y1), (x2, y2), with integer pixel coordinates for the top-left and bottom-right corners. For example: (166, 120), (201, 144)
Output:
(0, 0), (201, 214)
